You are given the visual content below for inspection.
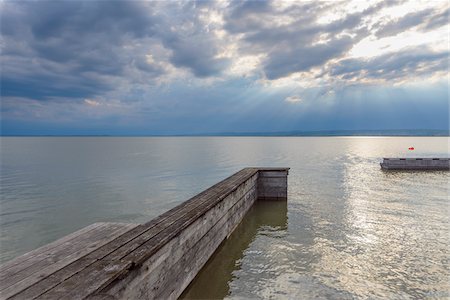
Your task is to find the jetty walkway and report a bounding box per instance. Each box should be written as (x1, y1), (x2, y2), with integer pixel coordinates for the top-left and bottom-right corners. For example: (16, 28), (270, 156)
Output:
(0, 168), (289, 300)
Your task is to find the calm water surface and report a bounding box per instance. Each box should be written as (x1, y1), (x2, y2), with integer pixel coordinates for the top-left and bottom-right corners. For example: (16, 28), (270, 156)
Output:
(1, 137), (449, 299)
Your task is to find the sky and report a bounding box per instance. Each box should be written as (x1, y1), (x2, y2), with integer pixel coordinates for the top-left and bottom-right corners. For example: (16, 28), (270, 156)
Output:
(1, 0), (449, 135)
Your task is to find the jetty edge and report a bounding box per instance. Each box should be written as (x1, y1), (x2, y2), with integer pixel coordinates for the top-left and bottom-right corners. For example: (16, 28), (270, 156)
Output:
(380, 158), (450, 170)
(0, 167), (289, 300)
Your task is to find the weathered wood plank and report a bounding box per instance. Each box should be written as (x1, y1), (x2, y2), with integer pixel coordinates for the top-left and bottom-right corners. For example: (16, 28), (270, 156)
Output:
(8, 258), (93, 300)
(36, 260), (132, 300)
(256, 167), (290, 171)
(258, 171), (288, 177)
(0, 223), (124, 285)
(258, 188), (288, 199)
(0, 223), (108, 274)
(0, 223), (128, 287)
(258, 177), (287, 187)
(1, 223), (138, 300)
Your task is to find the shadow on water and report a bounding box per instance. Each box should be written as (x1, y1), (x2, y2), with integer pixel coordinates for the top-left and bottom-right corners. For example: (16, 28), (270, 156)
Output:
(180, 199), (288, 300)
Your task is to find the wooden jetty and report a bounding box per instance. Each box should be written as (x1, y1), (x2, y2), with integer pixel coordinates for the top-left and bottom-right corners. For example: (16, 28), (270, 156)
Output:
(380, 158), (450, 170)
(0, 167), (289, 300)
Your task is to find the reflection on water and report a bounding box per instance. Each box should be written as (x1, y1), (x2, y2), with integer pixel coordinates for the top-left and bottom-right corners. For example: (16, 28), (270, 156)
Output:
(1, 137), (449, 298)
(181, 200), (288, 299)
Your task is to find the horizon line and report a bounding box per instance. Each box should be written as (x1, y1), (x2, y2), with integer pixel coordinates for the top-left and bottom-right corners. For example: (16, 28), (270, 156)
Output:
(1, 129), (449, 138)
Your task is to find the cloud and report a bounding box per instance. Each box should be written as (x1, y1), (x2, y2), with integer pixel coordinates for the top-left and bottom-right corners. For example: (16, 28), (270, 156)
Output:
(222, 0), (404, 80)
(0, 0), (448, 135)
(0, 0), (162, 102)
(1, 1), (158, 67)
(423, 6), (449, 31)
(383, 4), (449, 37)
(285, 96), (302, 103)
(0, 0), (229, 103)
(84, 99), (101, 107)
(2, 0), (446, 98)
(330, 47), (448, 82)
(161, 2), (234, 78)
(375, 8), (439, 38)
(263, 36), (356, 80)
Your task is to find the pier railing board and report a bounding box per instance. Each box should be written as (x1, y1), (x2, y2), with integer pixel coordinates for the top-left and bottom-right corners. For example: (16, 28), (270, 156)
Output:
(0, 168), (289, 300)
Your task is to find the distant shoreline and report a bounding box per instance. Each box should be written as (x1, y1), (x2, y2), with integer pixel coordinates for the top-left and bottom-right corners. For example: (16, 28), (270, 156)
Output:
(1, 130), (449, 137)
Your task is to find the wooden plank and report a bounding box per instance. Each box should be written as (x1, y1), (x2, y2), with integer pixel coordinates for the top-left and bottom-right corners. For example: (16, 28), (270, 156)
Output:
(0, 223), (108, 273)
(8, 258), (93, 300)
(0, 223), (131, 289)
(1, 223), (138, 300)
(36, 260), (132, 300)
(258, 171), (288, 177)
(0, 223), (119, 284)
(258, 177), (287, 187)
(18, 169), (258, 299)
(256, 167), (289, 171)
(258, 186), (287, 197)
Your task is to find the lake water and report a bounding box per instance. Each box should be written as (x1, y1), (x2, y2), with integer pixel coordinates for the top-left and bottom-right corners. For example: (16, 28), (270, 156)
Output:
(1, 137), (449, 299)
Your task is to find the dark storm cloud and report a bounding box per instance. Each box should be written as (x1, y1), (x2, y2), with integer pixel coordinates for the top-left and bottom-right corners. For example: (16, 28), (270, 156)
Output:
(330, 47), (448, 81)
(1, 73), (110, 101)
(0, 0), (229, 101)
(0, 0), (160, 100)
(1, 1), (159, 66)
